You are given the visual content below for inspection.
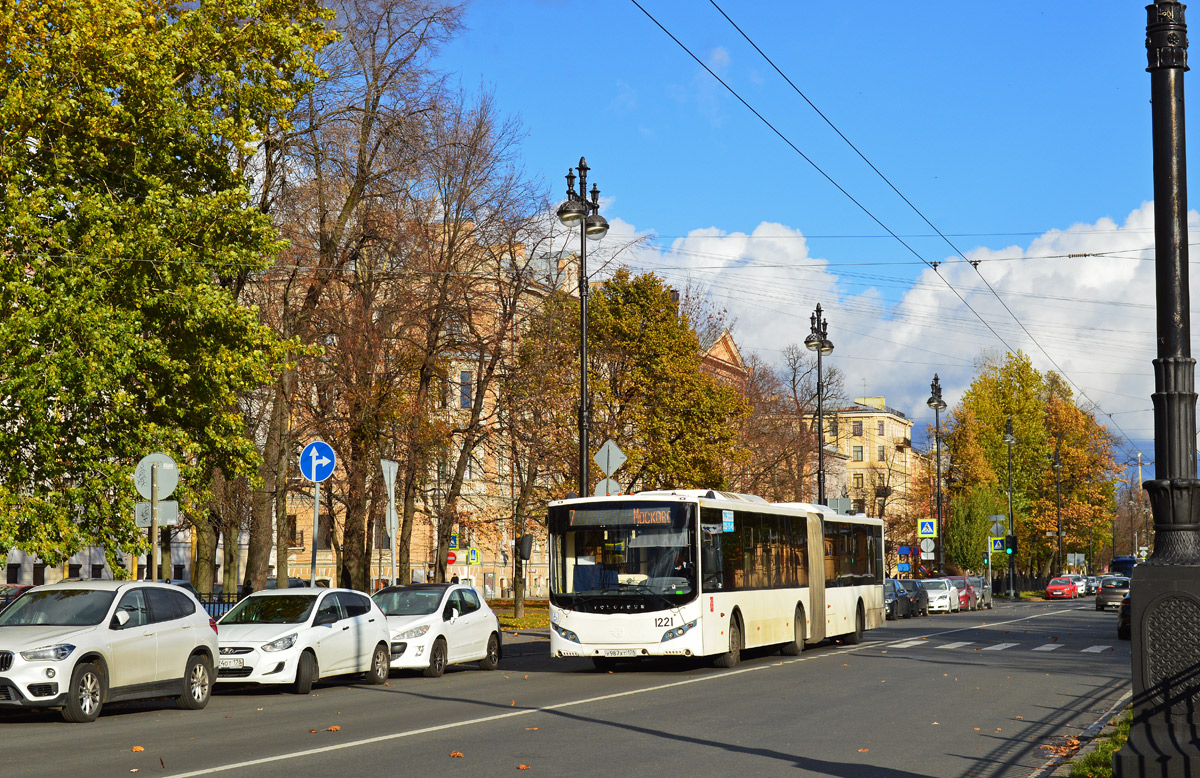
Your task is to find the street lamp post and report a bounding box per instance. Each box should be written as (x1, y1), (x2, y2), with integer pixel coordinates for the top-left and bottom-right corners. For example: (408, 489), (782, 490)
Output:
(1003, 416), (1016, 598)
(556, 158), (609, 498)
(926, 374), (947, 576)
(1052, 449), (1063, 576)
(805, 304), (834, 505)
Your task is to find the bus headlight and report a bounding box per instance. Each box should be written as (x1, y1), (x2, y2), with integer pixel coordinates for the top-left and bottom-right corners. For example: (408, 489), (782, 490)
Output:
(552, 624), (580, 643)
(660, 620), (697, 642)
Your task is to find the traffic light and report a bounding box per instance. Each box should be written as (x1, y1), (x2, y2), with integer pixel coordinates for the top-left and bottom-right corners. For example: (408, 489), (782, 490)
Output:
(1005, 535), (1017, 555)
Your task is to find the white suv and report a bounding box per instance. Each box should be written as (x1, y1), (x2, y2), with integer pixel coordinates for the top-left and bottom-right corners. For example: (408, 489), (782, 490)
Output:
(0, 580), (217, 722)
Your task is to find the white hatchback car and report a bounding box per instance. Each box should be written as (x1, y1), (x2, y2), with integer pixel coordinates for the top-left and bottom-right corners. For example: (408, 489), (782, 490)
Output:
(372, 584), (501, 677)
(215, 588), (390, 693)
(0, 580), (217, 722)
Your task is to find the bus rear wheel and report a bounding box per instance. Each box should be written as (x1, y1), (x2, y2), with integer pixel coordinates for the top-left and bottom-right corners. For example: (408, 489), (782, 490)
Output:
(713, 619), (741, 668)
(842, 604), (864, 645)
(780, 608), (804, 656)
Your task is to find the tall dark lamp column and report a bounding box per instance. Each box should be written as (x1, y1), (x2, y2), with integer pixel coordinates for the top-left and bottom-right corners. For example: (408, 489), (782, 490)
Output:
(1115, 3), (1200, 773)
(1003, 416), (1016, 598)
(926, 374), (947, 576)
(556, 158), (609, 497)
(805, 304), (834, 504)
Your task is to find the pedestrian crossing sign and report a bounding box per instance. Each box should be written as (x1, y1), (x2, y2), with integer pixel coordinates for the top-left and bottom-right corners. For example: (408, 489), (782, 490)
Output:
(990, 537), (1006, 553)
(918, 520), (937, 538)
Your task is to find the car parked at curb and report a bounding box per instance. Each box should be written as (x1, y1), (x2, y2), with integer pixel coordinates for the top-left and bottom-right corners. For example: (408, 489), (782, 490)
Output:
(946, 576), (978, 611)
(1045, 577), (1078, 599)
(967, 575), (993, 610)
(1095, 576), (1130, 610)
(921, 579), (959, 613)
(1117, 594), (1132, 640)
(372, 584), (501, 677)
(1067, 574), (1088, 598)
(0, 580), (216, 722)
(897, 579), (929, 617)
(884, 579), (913, 620)
(215, 588), (391, 693)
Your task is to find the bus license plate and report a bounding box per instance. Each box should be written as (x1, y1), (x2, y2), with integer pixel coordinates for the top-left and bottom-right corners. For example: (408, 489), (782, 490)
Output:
(604, 649), (636, 658)
(218, 658), (243, 669)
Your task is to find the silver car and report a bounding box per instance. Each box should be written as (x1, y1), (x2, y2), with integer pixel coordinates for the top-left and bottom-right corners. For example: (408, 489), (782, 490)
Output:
(0, 580), (217, 722)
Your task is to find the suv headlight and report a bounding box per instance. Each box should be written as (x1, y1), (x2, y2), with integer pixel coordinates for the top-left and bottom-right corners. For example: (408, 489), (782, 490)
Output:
(396, 624), (430, 640)
(261, 633), (298, 652)
(20, 644), (75, 662)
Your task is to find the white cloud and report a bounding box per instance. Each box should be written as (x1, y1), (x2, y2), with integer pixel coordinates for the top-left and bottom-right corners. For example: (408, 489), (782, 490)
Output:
(596, 203), (1169, 460)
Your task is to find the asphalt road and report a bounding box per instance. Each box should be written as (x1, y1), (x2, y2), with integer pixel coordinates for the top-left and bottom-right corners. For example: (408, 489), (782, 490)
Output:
(0, 599), (1131, 778)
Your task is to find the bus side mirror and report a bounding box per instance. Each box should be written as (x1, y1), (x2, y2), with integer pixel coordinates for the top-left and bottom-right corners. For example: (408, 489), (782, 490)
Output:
(518, 534), (534, 562)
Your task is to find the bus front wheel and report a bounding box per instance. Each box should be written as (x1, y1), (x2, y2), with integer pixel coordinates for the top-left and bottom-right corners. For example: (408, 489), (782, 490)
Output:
(713, 619), (741, 668)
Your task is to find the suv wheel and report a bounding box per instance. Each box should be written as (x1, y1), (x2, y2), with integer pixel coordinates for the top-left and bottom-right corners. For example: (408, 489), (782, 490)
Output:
(62, 662), (104, 723)
(178, 654), (212, 710)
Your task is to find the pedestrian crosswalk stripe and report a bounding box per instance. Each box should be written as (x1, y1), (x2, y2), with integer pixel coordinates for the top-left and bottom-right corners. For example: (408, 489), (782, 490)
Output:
(982, 643), (1018, 651)
(892, 640), (926, 648)
(1032, 643), (1062, 651)
(1081, 645), (1111, 653)
(936, 641), (974, 650)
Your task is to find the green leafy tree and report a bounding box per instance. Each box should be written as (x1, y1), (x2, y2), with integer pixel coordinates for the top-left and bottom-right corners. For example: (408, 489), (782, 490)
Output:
(0, 0), (333, 570)
(587, 269), (749, 490)
(946, 484), (1005, 573)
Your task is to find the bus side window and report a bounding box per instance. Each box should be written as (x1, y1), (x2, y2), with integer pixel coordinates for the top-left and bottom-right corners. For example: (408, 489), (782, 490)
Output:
(702, 532), (723, 590)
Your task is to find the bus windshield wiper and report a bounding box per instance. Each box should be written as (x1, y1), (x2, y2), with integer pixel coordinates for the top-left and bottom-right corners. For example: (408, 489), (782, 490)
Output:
(620, 582), (680, 611)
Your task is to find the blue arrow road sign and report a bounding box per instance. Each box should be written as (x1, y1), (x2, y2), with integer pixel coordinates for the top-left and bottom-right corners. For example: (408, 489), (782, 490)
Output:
(300, 441), (336, 483)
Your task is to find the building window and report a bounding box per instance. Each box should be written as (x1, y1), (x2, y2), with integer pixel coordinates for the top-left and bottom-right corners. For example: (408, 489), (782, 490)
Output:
(33, 563), (46, 586)
(852, 446), (864, 462)
(829, 419), (838, 438)
(173, 564), (185, 580)
(853, 474), (863, 489)
(7, 564), (19, 583)
(91, 564), (104, 579)
(68, 563), (81, 579)
(852, 420), (863, 437)
(877, 445), (886, 462)
(460, 371), (472, 409)
(877, 420), (885, 435)
(852, 499), (865, 514)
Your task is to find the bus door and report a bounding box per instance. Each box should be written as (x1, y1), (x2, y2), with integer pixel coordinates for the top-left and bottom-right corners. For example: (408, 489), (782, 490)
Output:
(805, 513), (826, 644)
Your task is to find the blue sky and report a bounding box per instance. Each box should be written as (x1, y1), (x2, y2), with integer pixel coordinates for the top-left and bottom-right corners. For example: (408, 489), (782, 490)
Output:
(438, 2), (1173, 477)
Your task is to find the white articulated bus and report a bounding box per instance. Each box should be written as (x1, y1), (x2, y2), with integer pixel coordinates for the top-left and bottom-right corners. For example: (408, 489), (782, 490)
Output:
(547, 489), (884, 668)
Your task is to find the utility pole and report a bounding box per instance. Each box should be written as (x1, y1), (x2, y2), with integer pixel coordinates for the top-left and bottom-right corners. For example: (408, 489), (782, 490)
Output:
(1115, 3), (1200, 773)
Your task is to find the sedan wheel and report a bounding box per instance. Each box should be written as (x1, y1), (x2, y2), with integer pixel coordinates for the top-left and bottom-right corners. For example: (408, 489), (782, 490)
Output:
(478, 634), (500, 671)
(423, 638), (448, 678)
(366, 644), (389, 684)
(177, 654), (212, 710)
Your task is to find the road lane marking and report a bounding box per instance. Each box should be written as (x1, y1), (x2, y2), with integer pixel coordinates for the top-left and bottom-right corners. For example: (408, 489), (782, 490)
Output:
(1081, 645), (1112, 653)
(936, 641), (974, 649)
(163, 639), (879, 777)
(1032, 643), (1062, 651)
(982, 643), (1018, 651)
(892, 640), (926, 648)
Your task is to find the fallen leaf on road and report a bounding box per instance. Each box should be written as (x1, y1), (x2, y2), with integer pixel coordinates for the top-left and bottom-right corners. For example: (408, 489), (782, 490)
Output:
(511, 700), (516, 706)
(518, 765), (531, 770)
(310, 730), (318, 733)
(450, 751), (465, 758)
(327, 726), (341, 732)
(132, 746), (144, 752)
(932, 722), (940, 726)
(524, 675), (529, 680)
(525, 727), (538, 731)
(973, 728), (980, 731)
(160, 759), (165, 769)
(843, 664), (849, 667)
(1016, 716), (1023, 720)
(858, 748), (869, 753)
(257, 708), (263, 711)
(225, 714), (233, 718)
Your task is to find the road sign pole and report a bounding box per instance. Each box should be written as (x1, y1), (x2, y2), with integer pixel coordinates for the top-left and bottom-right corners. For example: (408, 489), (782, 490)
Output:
(150, 464), (160, 581)
(310, 481), (320, 587)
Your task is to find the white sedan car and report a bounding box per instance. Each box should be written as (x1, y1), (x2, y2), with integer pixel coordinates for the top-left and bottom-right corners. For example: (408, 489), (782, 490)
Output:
(372, 584), (501, 677)
(215, 588), (391, 693)
(921, 579), (960, 613)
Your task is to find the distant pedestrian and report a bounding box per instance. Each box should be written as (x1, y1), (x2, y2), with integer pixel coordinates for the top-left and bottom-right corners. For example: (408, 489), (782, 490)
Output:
(451, 575), (459, 584)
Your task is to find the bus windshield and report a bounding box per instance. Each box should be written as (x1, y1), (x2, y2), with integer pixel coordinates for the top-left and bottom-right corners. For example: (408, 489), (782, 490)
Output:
(549, 501), (696, 610)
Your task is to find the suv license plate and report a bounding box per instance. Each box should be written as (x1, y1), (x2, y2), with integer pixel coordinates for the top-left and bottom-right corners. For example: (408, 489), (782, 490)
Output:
(218, 658), (243, 669)
(604, 649), (636, 658)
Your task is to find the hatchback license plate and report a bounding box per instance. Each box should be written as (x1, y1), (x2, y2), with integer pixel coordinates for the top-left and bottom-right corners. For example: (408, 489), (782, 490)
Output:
(604, 649), (636, 657)
(218, 658), (243, 669)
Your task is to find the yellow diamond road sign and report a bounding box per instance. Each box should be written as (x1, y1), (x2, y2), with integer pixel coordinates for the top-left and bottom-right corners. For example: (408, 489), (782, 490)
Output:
(917, 520), (937, 538)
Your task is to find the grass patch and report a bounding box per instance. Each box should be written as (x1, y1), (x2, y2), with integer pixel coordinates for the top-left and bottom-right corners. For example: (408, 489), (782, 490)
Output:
(490, 599), (549, 630)
(1069, 707), (1131, 778)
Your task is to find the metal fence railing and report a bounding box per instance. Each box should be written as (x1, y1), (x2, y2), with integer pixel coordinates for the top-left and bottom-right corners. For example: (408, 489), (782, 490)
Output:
(195, 593), (242, 619)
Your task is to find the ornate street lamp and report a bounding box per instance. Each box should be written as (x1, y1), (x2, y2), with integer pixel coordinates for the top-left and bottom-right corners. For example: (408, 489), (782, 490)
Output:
(1003, 416), (1016, 598)
(927, 374), (947, 576)
(805, 304), (834, 504)
(556, 158), (609, 497)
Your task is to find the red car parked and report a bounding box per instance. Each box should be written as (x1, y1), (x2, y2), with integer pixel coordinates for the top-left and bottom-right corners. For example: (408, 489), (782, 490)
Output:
(1045, 577), (1078, 599)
